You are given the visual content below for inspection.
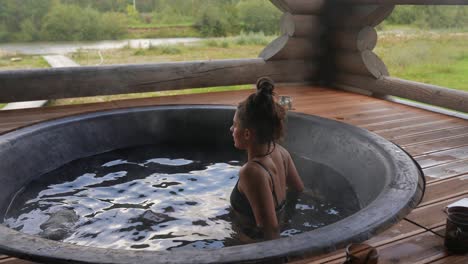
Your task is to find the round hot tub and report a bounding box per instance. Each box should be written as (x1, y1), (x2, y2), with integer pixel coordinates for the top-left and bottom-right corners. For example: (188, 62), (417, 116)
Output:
(0, 105), (423, 263)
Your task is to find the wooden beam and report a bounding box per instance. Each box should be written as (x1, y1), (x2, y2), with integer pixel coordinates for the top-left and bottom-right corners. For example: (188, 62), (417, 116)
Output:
(332, 26), (378, 51)
(337, 0), (468, 5)
(335, 74), (468, 113)
(0, 59), (317, 103)
(335, 51), (389, 78)
(270, 0), (325, 15)
(280, 13), (323, 38)
(259, 35), (321, 60)
(332, 4), (395, 28)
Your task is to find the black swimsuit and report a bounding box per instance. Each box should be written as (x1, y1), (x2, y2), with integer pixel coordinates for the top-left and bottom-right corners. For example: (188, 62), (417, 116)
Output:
(230, 160), (286, 220)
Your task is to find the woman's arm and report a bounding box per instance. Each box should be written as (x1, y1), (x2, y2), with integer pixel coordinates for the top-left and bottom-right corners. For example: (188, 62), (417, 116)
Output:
(239, 165), (280, 240)
(284, 151), (304, 192)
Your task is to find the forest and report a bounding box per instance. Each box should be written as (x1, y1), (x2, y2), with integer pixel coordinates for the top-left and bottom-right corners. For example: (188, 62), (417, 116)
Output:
(0, 0), (466, 42)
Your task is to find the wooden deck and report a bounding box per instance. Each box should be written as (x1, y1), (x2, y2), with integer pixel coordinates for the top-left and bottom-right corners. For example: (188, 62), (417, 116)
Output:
(0, 85), (467, 264)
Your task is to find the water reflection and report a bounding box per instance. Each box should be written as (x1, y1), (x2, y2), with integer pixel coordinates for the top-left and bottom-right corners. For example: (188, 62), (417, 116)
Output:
(4, 145), (360, 250)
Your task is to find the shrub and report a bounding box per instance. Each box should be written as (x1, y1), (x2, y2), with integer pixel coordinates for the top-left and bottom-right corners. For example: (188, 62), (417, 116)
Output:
(100, 12), (128, 39)
(195, 6), (230, 37)
(236, 0), (281, 35)
(234, 31), (270, 46)
(41, 4), (127, 41)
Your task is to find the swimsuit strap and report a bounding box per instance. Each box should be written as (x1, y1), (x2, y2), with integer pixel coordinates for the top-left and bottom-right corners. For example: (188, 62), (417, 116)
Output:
(251, 160), (280, 207)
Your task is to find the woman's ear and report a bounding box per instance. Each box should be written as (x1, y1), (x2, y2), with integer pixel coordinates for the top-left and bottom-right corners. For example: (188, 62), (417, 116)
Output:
(243, 128), (251, 140)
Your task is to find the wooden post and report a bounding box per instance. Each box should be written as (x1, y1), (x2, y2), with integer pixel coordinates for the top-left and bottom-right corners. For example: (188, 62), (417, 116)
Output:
(280, 13), (323, 38)
(335, 51), (389, 78)
(259, 35), (321, 61)
(270, 0), (325, 14)
(332, 26), (378, 51)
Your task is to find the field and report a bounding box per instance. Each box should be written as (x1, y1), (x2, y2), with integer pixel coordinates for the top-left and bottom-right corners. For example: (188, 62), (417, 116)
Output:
(0, 54), (49, 71)
(375, 29), (468, 92)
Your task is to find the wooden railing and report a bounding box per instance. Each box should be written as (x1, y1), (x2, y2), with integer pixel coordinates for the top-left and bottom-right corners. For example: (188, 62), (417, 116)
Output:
(0, 0), (466, 114)
(0, 59), (316, 103)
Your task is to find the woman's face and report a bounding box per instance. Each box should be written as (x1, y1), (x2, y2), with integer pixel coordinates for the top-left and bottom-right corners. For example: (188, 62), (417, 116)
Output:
(230, 111), (248, 149)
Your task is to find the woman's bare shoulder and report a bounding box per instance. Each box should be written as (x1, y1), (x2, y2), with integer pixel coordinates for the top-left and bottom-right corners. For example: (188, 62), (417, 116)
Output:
(239, 162), (270, 188)
(277, 144), (292, 159)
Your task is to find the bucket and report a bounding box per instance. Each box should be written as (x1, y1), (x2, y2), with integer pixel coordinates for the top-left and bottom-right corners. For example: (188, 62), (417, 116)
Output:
(344, 243), (378, 264)
(445, 206), (468, 253)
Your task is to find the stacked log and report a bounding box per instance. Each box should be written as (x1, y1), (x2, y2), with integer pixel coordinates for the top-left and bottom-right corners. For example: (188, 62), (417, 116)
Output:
(259, 0), (326, 83)
(328, 4), (394, 81)
(328, 1), (468, 112)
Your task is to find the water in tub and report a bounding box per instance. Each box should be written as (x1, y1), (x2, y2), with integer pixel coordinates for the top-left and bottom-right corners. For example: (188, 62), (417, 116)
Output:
(4, 145), (360, 251)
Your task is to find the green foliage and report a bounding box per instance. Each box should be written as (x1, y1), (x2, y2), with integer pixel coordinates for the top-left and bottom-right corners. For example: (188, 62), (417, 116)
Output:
(126, 4), (140, 23)
(196, 5), (231, 37)
(100, 13), (129, 40)
(236, 0), (281, 35)
(41, 4), (100, 41)
(40, 3), (127, 41)
(375, 33), (468, 91)
(133, 45), (182, 56)
(385, 6), (468, 29)
(234, 31), (270, 45)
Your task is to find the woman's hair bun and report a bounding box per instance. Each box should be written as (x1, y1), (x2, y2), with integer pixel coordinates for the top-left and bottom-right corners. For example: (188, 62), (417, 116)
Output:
(256, 77), (275, 96)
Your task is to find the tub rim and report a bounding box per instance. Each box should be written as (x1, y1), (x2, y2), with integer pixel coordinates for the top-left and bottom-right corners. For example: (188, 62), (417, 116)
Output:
(0, 105), (424, 264)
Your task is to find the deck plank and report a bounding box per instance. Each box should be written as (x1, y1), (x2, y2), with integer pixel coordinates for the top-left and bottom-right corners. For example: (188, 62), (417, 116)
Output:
(394, 126), (468, 147)
(416, 146), (468, 168)
(0, 85), (467, 264)
(364, 115), (444, 132)
(375, 119), (466, 140)
(0, 258), (38, 264)
(404, 135), (468, 156)
(430, 255), (468, 264)
(314, 229), (447, 264)
(407, 194), (468, 229)
(424, 160), (468, 183)
(420, 175), (468, 206)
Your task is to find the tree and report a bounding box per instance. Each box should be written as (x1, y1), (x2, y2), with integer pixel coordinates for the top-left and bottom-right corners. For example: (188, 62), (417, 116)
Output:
(237, 0), (281, 35)
(196, 5), (230, 37)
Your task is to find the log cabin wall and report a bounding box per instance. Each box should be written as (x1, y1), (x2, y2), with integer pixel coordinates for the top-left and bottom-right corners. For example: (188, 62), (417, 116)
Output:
(263, 0), (467, 113)
(330, 0), (468, 113)
(264, 0), (392, 85)
(262, 0), (324, 84)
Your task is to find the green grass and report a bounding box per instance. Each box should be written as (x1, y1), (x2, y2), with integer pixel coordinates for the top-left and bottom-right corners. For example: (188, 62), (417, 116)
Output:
(375, 30), (468, 91)
(0, 54), (50, 71)
(46, 85), (254, 106)
(71, 34), (272, 66)
(127, 26), (201, 38)
(128, 22), (195, 29)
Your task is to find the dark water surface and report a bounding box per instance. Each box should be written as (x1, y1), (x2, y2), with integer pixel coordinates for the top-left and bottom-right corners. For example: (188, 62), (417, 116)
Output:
(4, 145), (360, 251)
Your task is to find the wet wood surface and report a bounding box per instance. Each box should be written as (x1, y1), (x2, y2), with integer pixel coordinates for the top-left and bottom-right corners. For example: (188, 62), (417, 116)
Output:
(0, 85), (467, 264)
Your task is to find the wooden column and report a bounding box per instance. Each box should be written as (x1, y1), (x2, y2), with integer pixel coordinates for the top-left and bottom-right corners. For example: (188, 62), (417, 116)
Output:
(270, 0), (325, 14)
(280, 13), (322, 38)
(322, 3), (394, 80)
(258, 0), (325, 84)
(332, 27), (378, 51)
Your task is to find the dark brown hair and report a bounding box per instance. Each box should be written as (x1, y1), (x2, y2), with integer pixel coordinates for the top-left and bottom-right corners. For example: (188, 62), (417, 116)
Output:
(237, 77), (286, 145)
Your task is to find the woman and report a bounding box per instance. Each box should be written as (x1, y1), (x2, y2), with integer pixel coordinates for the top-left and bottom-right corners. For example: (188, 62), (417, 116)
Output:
(230, 77), (304, 241)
